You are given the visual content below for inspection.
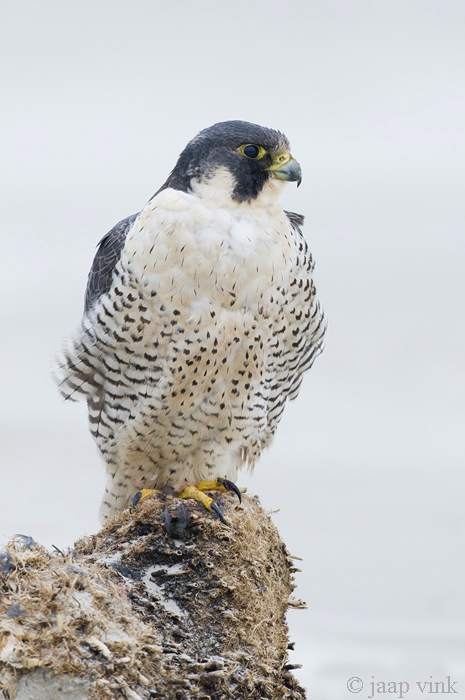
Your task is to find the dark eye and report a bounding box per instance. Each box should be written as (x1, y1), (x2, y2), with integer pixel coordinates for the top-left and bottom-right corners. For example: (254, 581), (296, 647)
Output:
(242, 145), (260, 159)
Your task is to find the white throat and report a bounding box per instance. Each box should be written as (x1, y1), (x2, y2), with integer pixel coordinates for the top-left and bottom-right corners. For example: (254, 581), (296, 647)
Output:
(189, 167), (287, 209)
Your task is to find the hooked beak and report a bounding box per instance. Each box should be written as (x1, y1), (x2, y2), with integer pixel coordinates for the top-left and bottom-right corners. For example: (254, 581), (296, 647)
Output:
(267, 155), (302, 187)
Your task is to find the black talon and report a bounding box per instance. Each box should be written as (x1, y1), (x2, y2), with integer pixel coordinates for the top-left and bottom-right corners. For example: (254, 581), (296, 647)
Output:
(210, 501), (227, 525)
(132, 491), (143, 508)
(218, 478), (242, 503)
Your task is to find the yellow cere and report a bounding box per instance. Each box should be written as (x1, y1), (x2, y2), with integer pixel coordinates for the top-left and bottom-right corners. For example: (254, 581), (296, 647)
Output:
(266, 152), (292, 171)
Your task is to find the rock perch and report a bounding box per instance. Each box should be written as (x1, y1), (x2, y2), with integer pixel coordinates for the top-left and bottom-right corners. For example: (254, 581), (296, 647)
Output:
(0, 492), (307, 699)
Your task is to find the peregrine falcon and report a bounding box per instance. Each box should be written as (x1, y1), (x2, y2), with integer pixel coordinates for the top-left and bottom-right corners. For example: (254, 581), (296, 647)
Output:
(54, 121), (326, 523)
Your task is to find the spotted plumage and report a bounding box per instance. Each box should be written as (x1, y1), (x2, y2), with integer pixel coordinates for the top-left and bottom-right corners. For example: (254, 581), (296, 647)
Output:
(54, 121), (326, 521)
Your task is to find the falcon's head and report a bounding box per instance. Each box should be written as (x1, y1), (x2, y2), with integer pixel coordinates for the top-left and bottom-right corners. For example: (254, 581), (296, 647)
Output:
(161, 121), (302, 204)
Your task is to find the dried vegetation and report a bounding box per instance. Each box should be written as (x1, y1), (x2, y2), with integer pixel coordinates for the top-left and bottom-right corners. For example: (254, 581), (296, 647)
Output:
(0, 493), (306, 699)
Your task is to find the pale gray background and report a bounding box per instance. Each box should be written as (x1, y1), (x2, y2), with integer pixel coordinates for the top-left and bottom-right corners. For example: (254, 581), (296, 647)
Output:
(1, 1), (464, 697)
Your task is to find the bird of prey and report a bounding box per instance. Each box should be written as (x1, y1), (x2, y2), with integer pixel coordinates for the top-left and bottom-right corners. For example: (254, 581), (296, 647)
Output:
(54, 121), (326, 523)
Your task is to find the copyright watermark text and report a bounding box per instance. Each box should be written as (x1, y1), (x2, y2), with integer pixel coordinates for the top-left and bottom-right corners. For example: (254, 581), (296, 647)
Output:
(346, 676), (458, 697)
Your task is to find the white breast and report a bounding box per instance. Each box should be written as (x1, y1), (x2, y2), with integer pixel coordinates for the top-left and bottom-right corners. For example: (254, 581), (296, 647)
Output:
(122, 184), (297, 318)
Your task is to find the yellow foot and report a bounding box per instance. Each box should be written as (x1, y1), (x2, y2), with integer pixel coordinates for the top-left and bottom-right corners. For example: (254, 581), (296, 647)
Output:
(178, 479), (241, 524)
(132, 488), (162, 508)
(196, 477), (242, 503)
(132, 478), (241, 524)
(177, 485), (226, 524)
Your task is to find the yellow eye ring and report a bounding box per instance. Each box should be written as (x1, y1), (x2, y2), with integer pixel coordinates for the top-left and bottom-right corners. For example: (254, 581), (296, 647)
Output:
(237, 144), (267, 160)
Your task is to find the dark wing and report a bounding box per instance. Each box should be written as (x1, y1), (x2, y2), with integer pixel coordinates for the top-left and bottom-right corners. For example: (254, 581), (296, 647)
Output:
(284, 209), (304, 230)
(262, 208), (326, 434)
(84, 213), (139, 312)
(284, 209), (326, 401)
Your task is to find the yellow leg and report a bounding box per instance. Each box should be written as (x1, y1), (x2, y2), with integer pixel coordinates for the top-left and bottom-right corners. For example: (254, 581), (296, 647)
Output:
(177, 485), (227, 524)
(178, 486), (215, 511)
